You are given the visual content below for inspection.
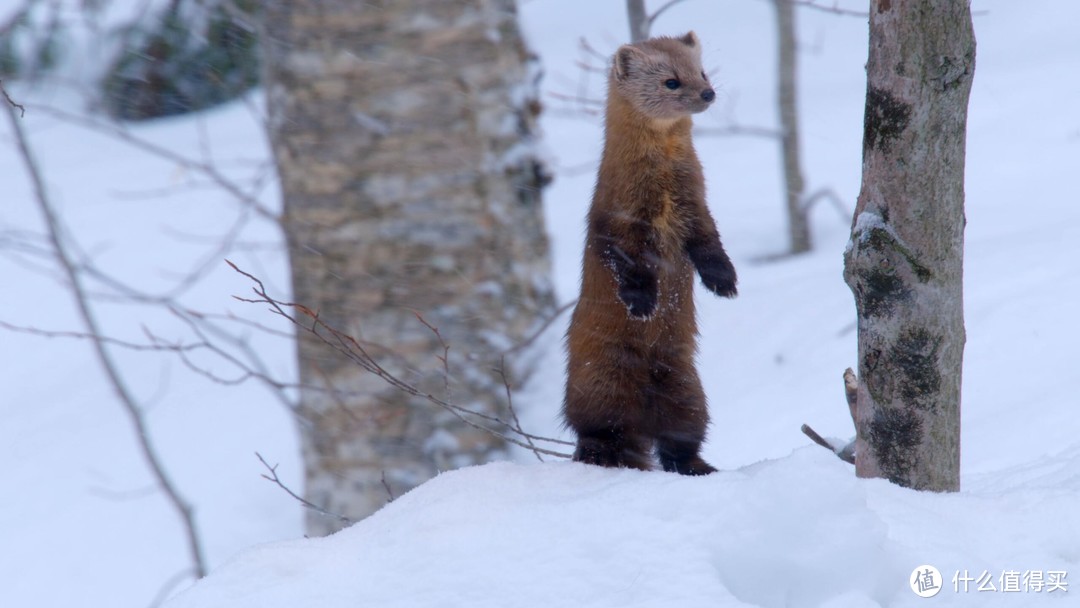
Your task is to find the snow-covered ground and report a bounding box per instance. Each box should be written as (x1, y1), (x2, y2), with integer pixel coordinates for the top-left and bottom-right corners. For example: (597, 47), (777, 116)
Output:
(1, 1), (1077, 607)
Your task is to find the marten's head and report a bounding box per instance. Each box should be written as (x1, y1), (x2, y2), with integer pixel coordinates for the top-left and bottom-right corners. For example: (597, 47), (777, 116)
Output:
(612, 32), (715, 121)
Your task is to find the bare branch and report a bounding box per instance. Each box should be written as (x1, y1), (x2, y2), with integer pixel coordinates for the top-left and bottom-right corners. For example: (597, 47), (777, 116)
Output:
(26, 103), (277, 221)
(1, 79), (25, 117)
(226, 260), (575, 457)
(496, 356), (543, 462)
(800, 186), (852, 222)
(499, 298), (576, 357)
(577, 37), (610, 64)
(547, 90), (605, 108)
(800, 367), (858, 464)
(801, 424), (855, 464)
(256, 452), (352, 526)
(649, 0), (692, 26)
(3, 97), (207, 578)
(695, 124), (784, 139)
(380, 471), (395, 503)
(146, 568), (200, 608)
(411, 310), (451, 397)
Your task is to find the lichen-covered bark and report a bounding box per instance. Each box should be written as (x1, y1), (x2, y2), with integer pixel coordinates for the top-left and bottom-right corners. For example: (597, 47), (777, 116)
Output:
(261, 0), (555, 533)
(844, 0), (975, 491)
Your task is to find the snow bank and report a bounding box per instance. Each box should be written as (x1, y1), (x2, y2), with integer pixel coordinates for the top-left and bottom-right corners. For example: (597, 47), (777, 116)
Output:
(166, 447), (1079, 608)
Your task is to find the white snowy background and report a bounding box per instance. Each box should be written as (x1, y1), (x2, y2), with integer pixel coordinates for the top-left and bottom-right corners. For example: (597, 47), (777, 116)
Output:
(1, 1), (1078, 606)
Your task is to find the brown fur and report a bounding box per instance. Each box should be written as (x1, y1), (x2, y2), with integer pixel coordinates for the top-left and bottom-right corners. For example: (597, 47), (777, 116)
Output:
(563, 32), (737, 475)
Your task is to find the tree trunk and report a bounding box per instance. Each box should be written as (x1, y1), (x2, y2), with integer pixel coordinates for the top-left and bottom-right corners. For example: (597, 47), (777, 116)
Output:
(626, 0), (649, 43)
(774, 0), (811, 254)
(261, 0), (555, 534)
(844, 0), (975, 491)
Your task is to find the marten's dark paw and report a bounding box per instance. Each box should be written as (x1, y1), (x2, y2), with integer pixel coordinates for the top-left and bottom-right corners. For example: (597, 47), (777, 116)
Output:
(574, 438), (652, 471)
(660, 455), (718, 476)
(616, 266), (658, 319)
(618, 284), (657, 319)
(688, 240), (738, 298)
(699, 261), (738, 298)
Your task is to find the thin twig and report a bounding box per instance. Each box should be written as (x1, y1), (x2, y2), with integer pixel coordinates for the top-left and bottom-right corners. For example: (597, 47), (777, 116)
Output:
(256, 452), (353, 525)
(227, 260), (575, 457)
(496, 356), (543, 462)
(380, 471), (395, 503)
(27, 103), (277, 221)
(500, 299), (576, 357)
(4, 98), (207, 577)
(146, 568), (199, 608)
(800, 186), (852, 222)
(412, 310), (451, 398)
(649, 0), (691, 26)
(1, 79), (25, 117)
(695, 124), (784, 139)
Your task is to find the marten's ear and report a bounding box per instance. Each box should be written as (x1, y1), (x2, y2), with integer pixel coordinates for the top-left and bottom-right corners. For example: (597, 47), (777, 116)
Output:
(614, 45), (649, 81)
(673, 31), (699, 59)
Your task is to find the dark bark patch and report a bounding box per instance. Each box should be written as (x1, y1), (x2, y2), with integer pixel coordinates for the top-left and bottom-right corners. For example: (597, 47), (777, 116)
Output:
(857, 267), (910, 318)
(894, 328), (942, 410)
(867, 407), (921, 486)
(863, 87), (911, 154)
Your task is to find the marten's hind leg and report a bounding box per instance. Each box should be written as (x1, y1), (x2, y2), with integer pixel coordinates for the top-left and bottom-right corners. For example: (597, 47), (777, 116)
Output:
(572, 426), (652, 471)
(564, 331), (655, 470)
(649, 364), (717, 476)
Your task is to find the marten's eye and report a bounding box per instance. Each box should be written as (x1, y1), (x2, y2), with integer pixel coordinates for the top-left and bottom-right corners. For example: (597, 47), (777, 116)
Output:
(701, 71), (709, 81)
(664, 78), (681, 90)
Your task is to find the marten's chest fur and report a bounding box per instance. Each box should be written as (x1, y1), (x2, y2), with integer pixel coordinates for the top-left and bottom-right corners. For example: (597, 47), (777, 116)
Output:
(582, 94), (704, 326)
(603, 115), (696, 243)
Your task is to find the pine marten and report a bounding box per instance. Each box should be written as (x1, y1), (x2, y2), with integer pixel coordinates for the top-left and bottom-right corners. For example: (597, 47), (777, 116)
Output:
(563, 32), (737, 475)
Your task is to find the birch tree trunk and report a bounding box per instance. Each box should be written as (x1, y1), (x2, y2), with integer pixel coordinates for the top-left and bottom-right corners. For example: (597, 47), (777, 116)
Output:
(774, 0), (811, 254)
(844, 0), (975, 491)
(261, 0), (555, 534)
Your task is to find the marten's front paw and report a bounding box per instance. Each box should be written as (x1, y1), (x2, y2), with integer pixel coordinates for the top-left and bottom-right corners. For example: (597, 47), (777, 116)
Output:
(618, 284), (657, 319)
(617, 269), (658, 319)
(699, 260), (738, 298)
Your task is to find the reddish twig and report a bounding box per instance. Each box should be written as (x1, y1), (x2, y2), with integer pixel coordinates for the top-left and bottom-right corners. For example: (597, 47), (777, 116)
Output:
(227, 260), (574, 457)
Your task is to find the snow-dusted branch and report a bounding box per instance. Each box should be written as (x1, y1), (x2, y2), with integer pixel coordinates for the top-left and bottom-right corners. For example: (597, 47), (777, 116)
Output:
(801, 368), (857, 464)
(3, 98), (208, 579)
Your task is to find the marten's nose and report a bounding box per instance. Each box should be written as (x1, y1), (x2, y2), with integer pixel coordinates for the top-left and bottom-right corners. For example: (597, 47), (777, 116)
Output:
(701, 88), (715, 102)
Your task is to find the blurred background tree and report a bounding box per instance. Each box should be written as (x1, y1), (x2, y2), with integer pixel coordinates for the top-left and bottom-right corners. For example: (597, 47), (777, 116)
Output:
(260, 0), (556, 534)
(0, 0), (259, 119)
(101, 0), (259, 119)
